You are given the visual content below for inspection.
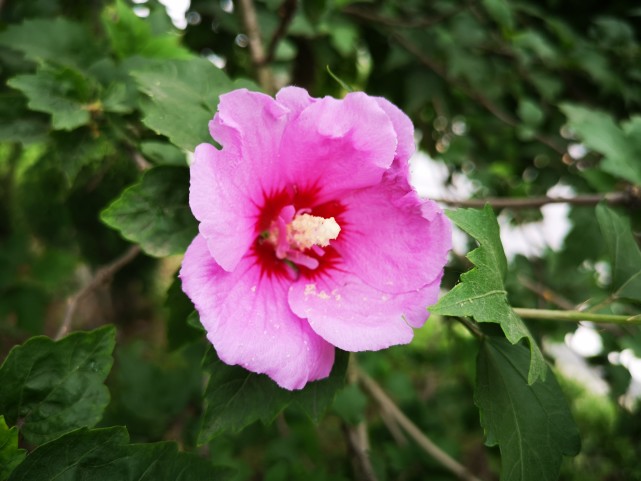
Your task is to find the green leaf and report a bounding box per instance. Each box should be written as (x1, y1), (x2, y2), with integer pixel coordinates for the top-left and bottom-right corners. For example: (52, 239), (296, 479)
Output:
(132, 58), (254, 151)
(0, 326), (115, 445)
(596, 204), (641, 302)
(482, 0), (514, 30)
(0, 416), (25, 481)
(140, 141), (187, 166)
(7, 68), (96, 131)
(291, 349), (349, 422)
(476, 337), (580, 481)
(517, 98), (544, 127)
(102, 0), (192, 60)
(560, 104), (641, 185)
(0, 18), (102, 68)
(100, 166), (197, 257)
(198, 350), (291, 443)
(430, 206), (546, 383)
(7, 426), (230, 481)
(331, 384), (368, 426)
(165, 276), (204, 350)
(199, 349), (348, 443)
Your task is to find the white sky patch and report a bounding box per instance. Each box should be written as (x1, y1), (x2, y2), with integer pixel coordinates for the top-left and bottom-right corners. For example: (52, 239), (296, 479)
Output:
(565, 324), (603, 357)
(498, 183), (573, 261)
(409, 151), (573, 260)
(159, 0), (190, 29)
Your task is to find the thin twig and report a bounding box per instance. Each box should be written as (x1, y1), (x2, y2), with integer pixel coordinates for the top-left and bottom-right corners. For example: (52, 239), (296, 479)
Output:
(55, 245), (141, 340)
(265, 0), (297, 64)
(356, 368), (484, 481)
(513, 307), (641, 325)
(518, 276), (576, 310)
(345, 357), (378, 481)
(237, 0), (275, 93)
(344, 423), (379, 481)
(390, 32), (566, 154)
(433, 191), (637, 209)
(343, 4), (467, 29)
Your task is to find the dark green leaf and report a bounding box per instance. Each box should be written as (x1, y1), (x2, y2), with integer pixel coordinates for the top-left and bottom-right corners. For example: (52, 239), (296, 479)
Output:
(430, 206), (546, 383)
(561, 104), (641, 185)
(7, 68), (96, 131)
(132, 58), (254, 151)
(165, 276), (204, 350)
(7, 426), (230, 481)
(596, 204), (641, 302)
(199, 349), (348, 443)
(100, 166), (197, 257)
(198, 350), (292, 443)
(291, 349), (349, 422)
(0, 326), (115, 445)
(476, 337), (580, 481)
(0, 18), (102, 68)
(0, 416), (25, 481)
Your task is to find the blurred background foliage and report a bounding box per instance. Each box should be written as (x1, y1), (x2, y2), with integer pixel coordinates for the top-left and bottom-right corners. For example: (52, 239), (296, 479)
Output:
(1, 0), (641, 479)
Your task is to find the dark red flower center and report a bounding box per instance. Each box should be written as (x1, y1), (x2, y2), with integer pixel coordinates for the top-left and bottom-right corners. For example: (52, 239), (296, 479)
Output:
(252, 185), (346, 280)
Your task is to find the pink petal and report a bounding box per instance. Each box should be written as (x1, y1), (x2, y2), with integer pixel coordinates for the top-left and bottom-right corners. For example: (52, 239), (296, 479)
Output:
(334, 172), (451, 293)
(374, 97), (415, 164)
(278, 92), (398, 200)
(288, 273), (443, 351)
(180, 235), (335, 390)
(191, 90), (292, 271)
(190, 144), (257, 271)
(275, 86), (316, 116)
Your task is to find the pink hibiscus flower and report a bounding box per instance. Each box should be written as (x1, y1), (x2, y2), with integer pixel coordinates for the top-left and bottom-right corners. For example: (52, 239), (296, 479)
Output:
(180, 87), (451, 390)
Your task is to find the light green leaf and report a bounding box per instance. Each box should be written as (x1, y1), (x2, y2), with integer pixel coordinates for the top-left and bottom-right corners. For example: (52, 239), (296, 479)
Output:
(7, 427), (230, 481)
(132, 58), (256, 151)
(518, 99), (544, 127)
(0, 326), (115, 445)
(102, 0), (192, 60)
(561, 104), (641, 185)
(7, 68), (96, 131)
(0, 416), (25, 481)
(101, 166), (197, 257)
(596, 204), (641, 302)
(476, 337), (580, 481)
(430, 206), (547, 383)
(199, 349), (348, 443)
(482, 0), (514, 30)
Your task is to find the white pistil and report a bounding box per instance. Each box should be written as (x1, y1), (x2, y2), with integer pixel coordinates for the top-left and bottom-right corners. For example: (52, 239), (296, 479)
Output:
(288, 214), (340, 250)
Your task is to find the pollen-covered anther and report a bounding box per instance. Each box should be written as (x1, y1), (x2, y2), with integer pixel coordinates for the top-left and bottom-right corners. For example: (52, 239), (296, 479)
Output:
(288, 213), (340, 250)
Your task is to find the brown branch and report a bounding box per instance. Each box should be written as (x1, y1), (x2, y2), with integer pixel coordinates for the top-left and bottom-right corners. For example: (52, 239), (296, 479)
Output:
(356, 368), (485, 481)
(390, 32), (566, 154)
(265, 0), (297, 64)
(55, 245), (141, 340)
(344, 423), (379, 481)
(433, 191), (639, 210)
(237, 0), (275, 93)
(343, 4), (467, 29)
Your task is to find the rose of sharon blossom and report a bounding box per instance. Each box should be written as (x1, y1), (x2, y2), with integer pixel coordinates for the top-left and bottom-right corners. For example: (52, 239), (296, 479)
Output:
(180, 87), (451, 390)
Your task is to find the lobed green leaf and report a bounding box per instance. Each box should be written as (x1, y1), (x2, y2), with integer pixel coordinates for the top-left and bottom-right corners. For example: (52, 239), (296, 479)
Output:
(198, 349), (348, 443)
(430, 206), (547, 383)
(7, 426), (230, 481)
(132, 58), (258, 151)
(100, 166), (197, 257)
(0, 326), (115, 445)
(596, 204), (641, 303)
(476, 337), (580, 481)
